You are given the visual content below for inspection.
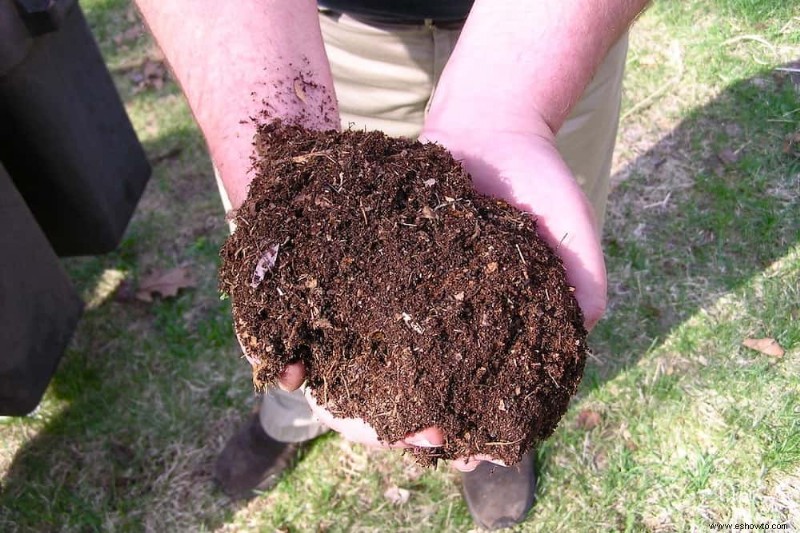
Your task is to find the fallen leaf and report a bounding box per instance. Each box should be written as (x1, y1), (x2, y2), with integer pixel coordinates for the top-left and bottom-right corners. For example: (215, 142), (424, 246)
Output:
(576, 409), (602, 430)
(383, 486), (410, 505)
(717, 148), (740, 166)
(143, 59), (167, 90)
(420, 206), (436, 220)
(783, 131), (800, 156)
(136, 267), (196, 302)
(251, 244), (280, 288)
(742, 337), (784, 358)
(130, 59), (169, 92)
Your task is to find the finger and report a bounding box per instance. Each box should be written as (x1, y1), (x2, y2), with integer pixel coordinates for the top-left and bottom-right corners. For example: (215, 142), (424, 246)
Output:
(304, 388), (387, 447)
(277, 362), (306, 391)
(451, 454), (507, 472)
(451, 457), (481, 472)
(504, 155), (607, 330)
(403, 427), (445, 448)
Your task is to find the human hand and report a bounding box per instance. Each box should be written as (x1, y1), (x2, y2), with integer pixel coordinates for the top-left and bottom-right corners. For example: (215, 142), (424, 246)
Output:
(419, 124), (607, 330)
(235, 349), (444, 450)
(305, 387), (506, 471)
(415, 121), (607, 471)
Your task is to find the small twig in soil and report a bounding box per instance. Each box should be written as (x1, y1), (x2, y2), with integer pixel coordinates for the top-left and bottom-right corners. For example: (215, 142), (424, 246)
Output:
(485, 438), (524, 446)
(643, 191), (672, 210)
(516, 244), (527, 265)
(546, 367), (563, 389)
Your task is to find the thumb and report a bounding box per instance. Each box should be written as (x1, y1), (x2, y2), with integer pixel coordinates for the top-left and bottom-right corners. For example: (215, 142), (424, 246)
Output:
(277, 362), (306, 391)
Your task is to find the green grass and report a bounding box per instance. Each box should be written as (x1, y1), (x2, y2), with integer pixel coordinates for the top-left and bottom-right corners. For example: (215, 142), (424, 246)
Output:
(1, 1), (799, 531)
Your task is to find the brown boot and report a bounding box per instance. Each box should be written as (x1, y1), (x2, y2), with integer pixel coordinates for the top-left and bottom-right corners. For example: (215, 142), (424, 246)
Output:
(214, 412), (305, 500)
(461, 450), (537, 530)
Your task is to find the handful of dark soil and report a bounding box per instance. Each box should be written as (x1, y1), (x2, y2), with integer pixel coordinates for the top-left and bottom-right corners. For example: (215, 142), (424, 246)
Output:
(219, 121), (587, 466)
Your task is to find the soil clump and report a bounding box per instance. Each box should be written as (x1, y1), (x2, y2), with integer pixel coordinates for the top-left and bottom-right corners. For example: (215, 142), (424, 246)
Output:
(219, 120), (587, 466)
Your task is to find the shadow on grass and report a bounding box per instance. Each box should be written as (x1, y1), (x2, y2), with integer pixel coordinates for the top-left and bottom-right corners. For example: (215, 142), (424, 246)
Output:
(1, 66), (798, 530)
(584, 63), (799, 389)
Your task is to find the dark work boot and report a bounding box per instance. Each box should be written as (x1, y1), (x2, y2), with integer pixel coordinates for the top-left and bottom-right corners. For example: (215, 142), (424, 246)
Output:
(214, 412), (305, 500)
(461, 450), (537, 530)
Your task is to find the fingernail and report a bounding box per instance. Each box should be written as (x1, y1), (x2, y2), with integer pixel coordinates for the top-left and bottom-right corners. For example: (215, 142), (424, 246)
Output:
(406, 436), (438, 448)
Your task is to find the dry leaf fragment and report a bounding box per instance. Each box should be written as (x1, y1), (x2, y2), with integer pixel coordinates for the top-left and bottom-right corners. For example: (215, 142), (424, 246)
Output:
(742, 337), (784, 358)
(717, 147), (740, 166)
(576, 409), (602, 430)
(143, 60), (166, 89)
(131, 59), (168, 92)
(383, 486), (410, 505)
(401, 312), (424, 334)
(783, 131), (800, 156)
(251, 244), (280, 288)
(420, 206), (436, 220)
(136, 267), (196, 302)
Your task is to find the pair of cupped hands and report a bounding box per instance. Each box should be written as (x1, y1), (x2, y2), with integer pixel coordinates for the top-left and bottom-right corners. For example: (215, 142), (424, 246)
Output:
(238, 124), (607, 471)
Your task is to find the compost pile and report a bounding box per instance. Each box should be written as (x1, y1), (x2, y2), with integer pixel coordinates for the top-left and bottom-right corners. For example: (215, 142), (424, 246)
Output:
(219, 120), (587, 466)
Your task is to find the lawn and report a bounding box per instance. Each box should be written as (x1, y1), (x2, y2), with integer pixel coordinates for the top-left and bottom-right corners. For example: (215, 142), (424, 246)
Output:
(1, 1), (798, 531)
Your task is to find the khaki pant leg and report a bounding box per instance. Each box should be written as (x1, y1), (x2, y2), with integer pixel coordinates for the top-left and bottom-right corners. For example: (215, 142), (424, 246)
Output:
(556, 35), (628, 229)
(320, 12), (461, 137)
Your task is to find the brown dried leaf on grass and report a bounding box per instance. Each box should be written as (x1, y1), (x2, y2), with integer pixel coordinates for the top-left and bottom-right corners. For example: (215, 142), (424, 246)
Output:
(383, 486), (410, 505)
(576, 409), (602, 430)
(783, 131), (800, 157)
(742, 337), (785, 358)
(717, 147), (740, 166)
(130, 59), (169, 92)
(136, 267), (196, 302)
